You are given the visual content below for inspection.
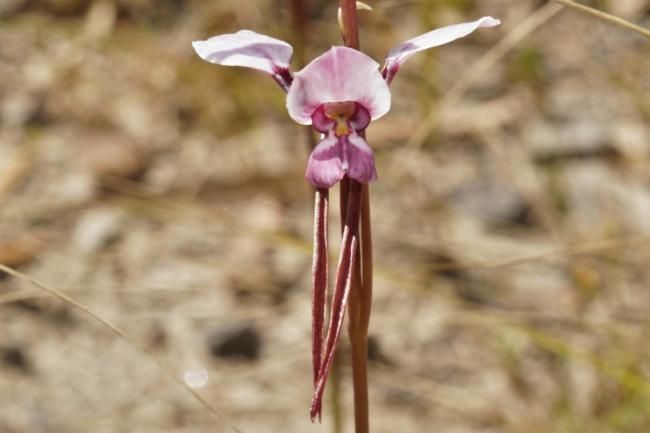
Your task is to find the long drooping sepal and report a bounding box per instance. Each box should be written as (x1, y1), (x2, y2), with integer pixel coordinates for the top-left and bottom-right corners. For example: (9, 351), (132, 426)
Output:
(311, 188), (329, 390)
(382, 16), (501, 84)
(192, 30), (294, 91)
(310, 181), (362, 421)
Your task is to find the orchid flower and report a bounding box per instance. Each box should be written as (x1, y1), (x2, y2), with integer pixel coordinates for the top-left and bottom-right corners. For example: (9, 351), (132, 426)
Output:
(192, 15), (500, 420)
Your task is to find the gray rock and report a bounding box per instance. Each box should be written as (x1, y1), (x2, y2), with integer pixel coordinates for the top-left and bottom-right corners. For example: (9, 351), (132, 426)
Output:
(207, 324), (261, 362)
(449, 181), (534, 227)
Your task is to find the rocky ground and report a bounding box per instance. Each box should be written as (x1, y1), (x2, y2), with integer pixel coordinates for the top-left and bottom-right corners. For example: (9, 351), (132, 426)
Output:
(1, 0), (650, 432)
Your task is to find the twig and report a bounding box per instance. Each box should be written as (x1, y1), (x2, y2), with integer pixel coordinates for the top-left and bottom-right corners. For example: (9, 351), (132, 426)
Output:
(0, 263), (243, 433)
(553, 0), (650, 39)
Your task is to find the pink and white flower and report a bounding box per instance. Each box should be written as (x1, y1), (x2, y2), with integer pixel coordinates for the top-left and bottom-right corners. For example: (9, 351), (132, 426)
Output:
(192, 16), (500, 188)
(192, 15), (500, 421)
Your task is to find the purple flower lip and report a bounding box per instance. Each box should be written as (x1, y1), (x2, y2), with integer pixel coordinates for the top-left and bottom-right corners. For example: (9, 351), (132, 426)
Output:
(311, 102), (371, 135)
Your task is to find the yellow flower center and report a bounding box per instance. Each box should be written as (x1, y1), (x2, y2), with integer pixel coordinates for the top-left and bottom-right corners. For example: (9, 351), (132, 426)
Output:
(324, 101), (356, 137)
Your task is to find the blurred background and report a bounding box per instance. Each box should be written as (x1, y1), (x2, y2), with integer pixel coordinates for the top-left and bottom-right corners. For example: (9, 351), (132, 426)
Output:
(1, 0), (650, 432)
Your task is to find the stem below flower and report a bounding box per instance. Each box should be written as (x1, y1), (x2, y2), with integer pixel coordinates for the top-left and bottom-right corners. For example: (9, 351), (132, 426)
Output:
(339, 1), (371, 432)
(339, 0), (360, 49)
(347, 178), (372, 433)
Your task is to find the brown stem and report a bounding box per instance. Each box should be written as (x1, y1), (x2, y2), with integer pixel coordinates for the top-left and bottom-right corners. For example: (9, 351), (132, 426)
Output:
(347, 184), (372, 433)
(347, 182), (373, 433)
(338, 1), (370, 432)
(348, 317), (368, 432)
(289, 0), (308, 67)
(339, 0), (360, 49)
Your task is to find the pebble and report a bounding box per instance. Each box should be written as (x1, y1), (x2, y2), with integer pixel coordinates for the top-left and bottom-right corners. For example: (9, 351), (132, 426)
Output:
(0, 230), (44, 268)
(207, 324), (261, 362)
(72, 207), (125, 253)
(449, 180), (533, 227)
(0, 345), (32, 373)
(79, 132), (147, 179)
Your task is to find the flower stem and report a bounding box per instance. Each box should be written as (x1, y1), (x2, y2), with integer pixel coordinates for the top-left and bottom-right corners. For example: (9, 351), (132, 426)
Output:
(289, 0), (309, 67)
(347, 182), (372, 433)
(339, 0), (360, 49)
(339, 3), (372, 432)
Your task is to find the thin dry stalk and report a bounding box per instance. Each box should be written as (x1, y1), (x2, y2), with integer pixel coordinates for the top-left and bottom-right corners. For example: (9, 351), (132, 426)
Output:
(553, 0), (650, 38)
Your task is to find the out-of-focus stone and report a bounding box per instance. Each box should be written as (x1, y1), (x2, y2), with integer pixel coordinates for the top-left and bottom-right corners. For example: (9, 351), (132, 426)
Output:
(0, 346), (32, 373)
(54, 171), (97, 206)
(0, 147), (31, 198)
(84, 0), (117, 40)
(207, 324), (261, 362)
(0, 231), (44, 268)
(606, 0), (648, 19)
(0, 0), (27, 16)
(449, 180), (533, 227)
(72, 207), (125, 253)
(610, 121), (648, 159)
(563, 162), (650, 235)
(79, 132), (147, 179)
(1, 93), (39, 127)
(526, 119), (614, 161)
(42, 0), (86, 15)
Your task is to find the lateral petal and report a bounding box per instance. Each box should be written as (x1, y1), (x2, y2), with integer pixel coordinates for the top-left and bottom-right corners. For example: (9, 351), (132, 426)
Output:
(192, 30), (293, 83)
(383, 16), (500, 83)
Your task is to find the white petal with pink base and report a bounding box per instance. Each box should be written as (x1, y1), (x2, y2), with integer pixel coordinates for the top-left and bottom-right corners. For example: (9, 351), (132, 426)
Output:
(287, 47), (391, 125)
(383, 16), (501, 83)
(192, 30), (293, 77)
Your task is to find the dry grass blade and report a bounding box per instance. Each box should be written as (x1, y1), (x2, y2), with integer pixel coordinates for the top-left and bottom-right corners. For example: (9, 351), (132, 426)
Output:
(553, 0), (650, 38)
(0, 263), (243, 433)
(427, 235), (650, 273)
